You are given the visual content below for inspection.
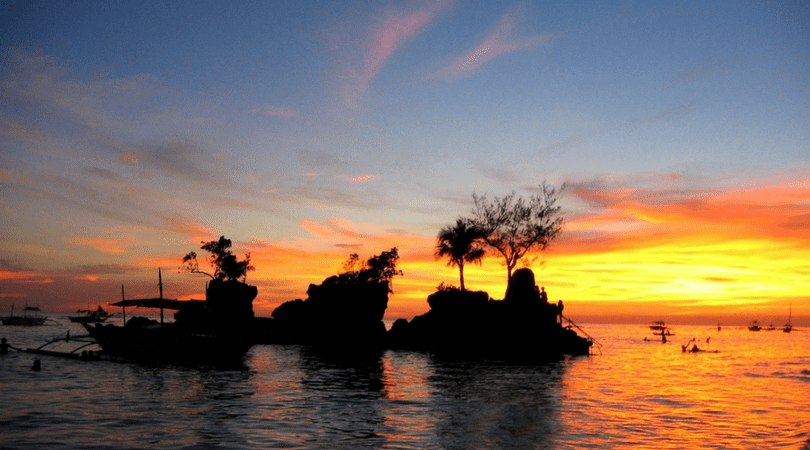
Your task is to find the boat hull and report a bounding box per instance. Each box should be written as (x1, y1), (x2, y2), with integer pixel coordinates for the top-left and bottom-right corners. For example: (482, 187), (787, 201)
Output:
(84, 323), (253, 366)
(1, 316), (46, 326)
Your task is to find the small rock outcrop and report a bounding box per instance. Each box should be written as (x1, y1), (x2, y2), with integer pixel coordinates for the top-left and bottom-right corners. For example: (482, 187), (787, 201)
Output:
(174, 279), (258, 333)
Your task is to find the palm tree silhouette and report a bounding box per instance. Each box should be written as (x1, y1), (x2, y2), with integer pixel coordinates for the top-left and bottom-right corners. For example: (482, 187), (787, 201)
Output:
(436, 219), (486, 291)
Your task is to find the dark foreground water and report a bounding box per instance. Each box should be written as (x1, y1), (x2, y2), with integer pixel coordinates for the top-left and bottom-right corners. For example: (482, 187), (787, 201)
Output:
(1, 319), (809, 449)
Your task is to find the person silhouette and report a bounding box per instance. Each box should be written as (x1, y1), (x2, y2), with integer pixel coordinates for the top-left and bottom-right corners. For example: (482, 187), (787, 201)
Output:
(540, 287), (548, 303)
(0, 337), (9, 355)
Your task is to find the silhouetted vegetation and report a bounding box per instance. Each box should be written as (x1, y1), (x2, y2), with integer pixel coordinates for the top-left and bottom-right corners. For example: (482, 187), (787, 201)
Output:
(337, 247), (403, 292)
(387, 267), (591, 359)
(269, 248), (403, 348)
(469, 182), (564, 290)
(436, 219), (486, 291)
(182, 236), (254, 282)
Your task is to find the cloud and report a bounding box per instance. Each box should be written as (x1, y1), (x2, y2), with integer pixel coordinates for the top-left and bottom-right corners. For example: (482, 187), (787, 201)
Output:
(70, 237), (131, 254)
(333, 2), (451, 107)
(437, 5), (551, 79)
(563, 172), (810, 255)
(350, 174), (377, 182)
(477, 166), (520, 184)
(251, 104), (298, 117)
(542, 103), (695, 154)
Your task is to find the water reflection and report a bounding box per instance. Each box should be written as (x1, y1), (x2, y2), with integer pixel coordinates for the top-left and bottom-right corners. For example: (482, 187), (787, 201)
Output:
(426, 355), (567, 449)
(296, 346), (389, 444)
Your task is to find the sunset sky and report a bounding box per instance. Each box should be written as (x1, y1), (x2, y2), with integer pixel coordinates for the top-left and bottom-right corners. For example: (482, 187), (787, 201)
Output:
(1, 1), (808, 325)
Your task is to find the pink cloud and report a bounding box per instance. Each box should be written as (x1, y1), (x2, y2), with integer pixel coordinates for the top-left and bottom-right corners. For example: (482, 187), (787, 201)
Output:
(350, 174), (376, 182)
(361, 11), (434, 86)
(439, 6), (551, 78)
(339, 2), (452, 107)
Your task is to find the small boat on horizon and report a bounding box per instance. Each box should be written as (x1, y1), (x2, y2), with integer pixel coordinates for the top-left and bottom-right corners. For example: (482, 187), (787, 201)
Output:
(68, 305), (113, 324)
(650, 321), (667, 331)
(1, 305), (47, 326)
(783, 304), (793, 333)
(748, 320), (762, 331)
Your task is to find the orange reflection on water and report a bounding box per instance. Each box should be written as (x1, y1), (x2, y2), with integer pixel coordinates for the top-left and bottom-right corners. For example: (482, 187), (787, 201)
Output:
(559, 324), (810, 448)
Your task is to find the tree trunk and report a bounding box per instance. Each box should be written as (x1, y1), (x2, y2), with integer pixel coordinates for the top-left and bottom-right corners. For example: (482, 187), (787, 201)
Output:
(459, 262), (466, 291)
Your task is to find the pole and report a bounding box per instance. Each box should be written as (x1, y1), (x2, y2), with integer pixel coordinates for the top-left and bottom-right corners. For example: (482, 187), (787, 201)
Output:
(121, 284), (127, 326)
(159, 268), (164, 325)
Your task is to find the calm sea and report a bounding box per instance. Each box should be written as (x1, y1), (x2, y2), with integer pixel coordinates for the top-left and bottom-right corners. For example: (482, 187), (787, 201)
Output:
(1, 318), (808, 449)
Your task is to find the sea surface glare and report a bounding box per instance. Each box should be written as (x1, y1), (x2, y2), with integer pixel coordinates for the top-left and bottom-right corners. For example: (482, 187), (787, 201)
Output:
(1, 319), (809, 449)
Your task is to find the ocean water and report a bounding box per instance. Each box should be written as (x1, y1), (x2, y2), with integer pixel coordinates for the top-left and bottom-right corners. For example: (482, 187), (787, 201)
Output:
(1, 318), (808, 449)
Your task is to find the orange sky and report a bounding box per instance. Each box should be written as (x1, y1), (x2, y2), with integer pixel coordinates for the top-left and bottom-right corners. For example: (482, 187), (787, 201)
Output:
(2, 173), (807, 327)
(3, 4), (808, 329)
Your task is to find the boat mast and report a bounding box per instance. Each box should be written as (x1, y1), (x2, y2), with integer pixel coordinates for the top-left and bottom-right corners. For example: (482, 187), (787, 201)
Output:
(159, 268), (164, 326)
(121, 284), (127, 325)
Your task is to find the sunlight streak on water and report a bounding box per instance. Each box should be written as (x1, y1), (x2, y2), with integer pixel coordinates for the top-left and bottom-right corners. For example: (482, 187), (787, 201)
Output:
(0, 318), (808, 448)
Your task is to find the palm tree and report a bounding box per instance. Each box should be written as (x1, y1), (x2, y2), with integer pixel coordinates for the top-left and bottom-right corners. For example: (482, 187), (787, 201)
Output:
(436, 219), (486, 291)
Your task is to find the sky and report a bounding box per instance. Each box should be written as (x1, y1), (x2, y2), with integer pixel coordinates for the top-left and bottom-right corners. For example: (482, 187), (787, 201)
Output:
(1, 0), (808, 325)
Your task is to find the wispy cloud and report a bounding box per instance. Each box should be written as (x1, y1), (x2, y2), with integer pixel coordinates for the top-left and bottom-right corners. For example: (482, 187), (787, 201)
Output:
(437, 4), (551, 79)
(350, 174), (377, 182)
(70, 237), (131, 254)
(334, 2), (452, 107)
(251, 104), (298, 118)
(543, 103), (696, 154)
(563, 172), (810, 254)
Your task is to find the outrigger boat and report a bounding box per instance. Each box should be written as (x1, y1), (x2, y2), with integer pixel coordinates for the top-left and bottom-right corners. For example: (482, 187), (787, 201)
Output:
(80, 270), (257, 366)
(649, 321), (667, 331)
(68, 306), (113, 324)
(1, 305), (46, 326)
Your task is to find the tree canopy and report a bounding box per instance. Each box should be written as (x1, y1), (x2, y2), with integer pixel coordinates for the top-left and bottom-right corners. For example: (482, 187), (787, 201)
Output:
(182, 236), (254, 282)
(436, 219), (486, 291)
(470, 182), (565, 289)
(337, 247), (404, 292)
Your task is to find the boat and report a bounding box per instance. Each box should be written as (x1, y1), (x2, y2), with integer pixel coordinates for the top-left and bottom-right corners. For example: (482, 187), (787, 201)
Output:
(1, 305), (47, 326)
(68, 306), (113, 324)
(748, 320), (762, 331)
(783, 305), (793, 333)
(649, 321), (667, 331)
(653, 328), (675, 336)
(82, 270), (257, 366)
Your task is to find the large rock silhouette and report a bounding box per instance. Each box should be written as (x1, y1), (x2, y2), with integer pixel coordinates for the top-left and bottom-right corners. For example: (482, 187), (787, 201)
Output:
(388, 268), (590, 359)
(270, 275), (389, 348)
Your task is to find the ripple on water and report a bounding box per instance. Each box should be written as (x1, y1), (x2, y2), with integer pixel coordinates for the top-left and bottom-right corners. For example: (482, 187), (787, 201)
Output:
(2, 322), (810, 449)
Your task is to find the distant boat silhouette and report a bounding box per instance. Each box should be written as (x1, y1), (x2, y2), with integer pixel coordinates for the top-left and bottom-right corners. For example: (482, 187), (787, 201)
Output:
(1, 305), (46, 326)
(783, 305), (793, 333)
(748, 320), (762, 331)
(649, 321), (666, 331)
(68, 305), (112, 324)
